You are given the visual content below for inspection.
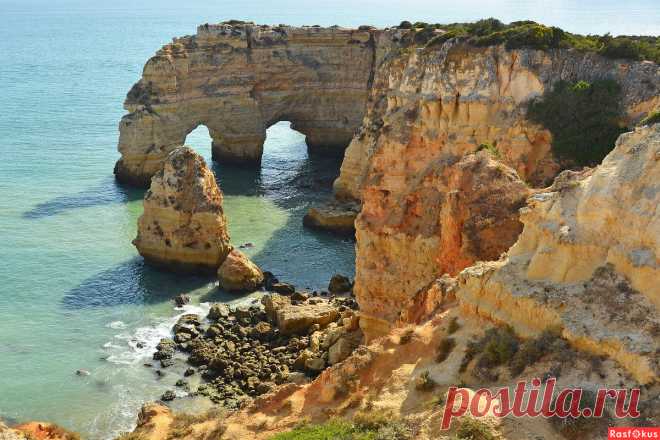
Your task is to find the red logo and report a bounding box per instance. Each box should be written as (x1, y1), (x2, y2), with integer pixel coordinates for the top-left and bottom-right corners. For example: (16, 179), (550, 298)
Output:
(440, 378), (642, 430)
(609, 428), (660, 439)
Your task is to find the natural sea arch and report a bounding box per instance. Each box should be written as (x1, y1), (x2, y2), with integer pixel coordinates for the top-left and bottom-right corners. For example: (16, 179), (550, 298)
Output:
(114, 23), (378, 187)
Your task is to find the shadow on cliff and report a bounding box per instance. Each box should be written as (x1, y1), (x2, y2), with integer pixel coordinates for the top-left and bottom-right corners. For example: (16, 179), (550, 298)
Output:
(22, 176), (144, 219)
(60, 257), (214, 309)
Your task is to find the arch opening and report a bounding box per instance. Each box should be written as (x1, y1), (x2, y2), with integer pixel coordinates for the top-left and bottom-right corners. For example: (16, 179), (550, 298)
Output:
(183, 125), (214, 164)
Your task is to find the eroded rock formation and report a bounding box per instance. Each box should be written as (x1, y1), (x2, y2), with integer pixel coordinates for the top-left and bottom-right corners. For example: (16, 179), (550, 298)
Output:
(338, 41), (658, 338)
(121, 20), (659, 350)
(356, 152), (531, 338)
(457, 124), (660, 383)
(115, 23), (381, 186)
(133, 146), (231, 273)
(302, 200), (360, 234)
(334, 43), (659, 201)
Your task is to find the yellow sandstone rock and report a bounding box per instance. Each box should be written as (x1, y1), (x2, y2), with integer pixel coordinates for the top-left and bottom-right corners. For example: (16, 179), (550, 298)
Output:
(338, 42), (658, 340)
(115, 23), (381, 186)
(217, 249), (264, 292)
(133, 147), (231, 273)
(457, 125), (660, 384)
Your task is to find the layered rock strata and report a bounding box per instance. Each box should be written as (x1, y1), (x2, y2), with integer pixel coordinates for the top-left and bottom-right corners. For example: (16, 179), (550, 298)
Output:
(457, 125), (660, 383)
(133, 147), (231, 273)
(115, 23), (382, 186)
(340, 41), (659, 339)
(356, 152), (531, 339)
(121, 21), (659, 341)
(334, 42), (659, 201)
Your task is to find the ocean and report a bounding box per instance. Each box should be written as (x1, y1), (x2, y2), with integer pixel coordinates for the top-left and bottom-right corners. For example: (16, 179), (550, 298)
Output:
(0, 1), (658, 438)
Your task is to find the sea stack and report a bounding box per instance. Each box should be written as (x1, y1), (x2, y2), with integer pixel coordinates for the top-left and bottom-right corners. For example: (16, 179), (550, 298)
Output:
(133, 147), (231, 273)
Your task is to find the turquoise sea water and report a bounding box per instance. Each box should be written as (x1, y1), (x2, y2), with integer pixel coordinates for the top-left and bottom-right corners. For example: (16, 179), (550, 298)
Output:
(0, 1), (658, 439)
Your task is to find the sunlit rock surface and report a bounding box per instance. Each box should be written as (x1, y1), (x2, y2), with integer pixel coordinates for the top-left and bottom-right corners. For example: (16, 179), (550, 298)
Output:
(133, 147), (231, 273)
(115, 23), (382, 186)
(457, 125), (660, 383)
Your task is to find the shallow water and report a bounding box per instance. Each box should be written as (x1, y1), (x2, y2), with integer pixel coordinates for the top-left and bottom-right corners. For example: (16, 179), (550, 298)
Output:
(0, 1), (658, 438)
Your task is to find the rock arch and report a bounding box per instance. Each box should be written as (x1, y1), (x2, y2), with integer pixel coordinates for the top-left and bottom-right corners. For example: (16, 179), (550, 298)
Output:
(114, 23), (379, 186)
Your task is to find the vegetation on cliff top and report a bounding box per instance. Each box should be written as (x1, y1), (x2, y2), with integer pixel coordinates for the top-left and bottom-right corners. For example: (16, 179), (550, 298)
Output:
(527, 79), (627, 166)
(639, 109), (660, 126)
(403, 18), (660, 63)
(270, 411), (412, 439)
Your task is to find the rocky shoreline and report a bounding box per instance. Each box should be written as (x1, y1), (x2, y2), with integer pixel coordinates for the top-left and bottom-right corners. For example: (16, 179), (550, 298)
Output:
(151, 275), (360, 410)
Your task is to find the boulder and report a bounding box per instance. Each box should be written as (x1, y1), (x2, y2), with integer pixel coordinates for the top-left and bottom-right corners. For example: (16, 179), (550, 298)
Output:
(328, 274), (352, 294)
(153, 338), (176, 360)
(271, 282), (295, 295)
(263, 271), (279, 290)
(217, 249), (264, 292)
(328, 336), (356, 365)
(303, 200), (359, 234)
(262, 294), (340, 335)
(304, 356), (326, 372)
(174, 294), (190, 307)
(250, 321), (274, 341)
(207, 303), (230, 320)
(160, 390), (176, 401)
(0, 422), (28, 440)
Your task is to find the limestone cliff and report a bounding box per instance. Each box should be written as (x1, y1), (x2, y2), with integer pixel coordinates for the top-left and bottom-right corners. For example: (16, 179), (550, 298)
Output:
(340, 41), (658, 338)
(356, 152), (531, 338)
(457, 124), (660, 384)
(334, 42), (659, 200)
(119, 19), (659, 359)
(133, 147), (231, 273)
(115, 23), (382, 186)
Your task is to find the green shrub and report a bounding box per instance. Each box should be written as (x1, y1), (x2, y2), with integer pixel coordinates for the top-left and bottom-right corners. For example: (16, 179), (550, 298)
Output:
(527, 79), (627, 166)
(414, 26), (438, 45)
(447, 317), (460, 335)
(473, 24), (565, 50)
(415, 371), (437, 391)
(549, 390), (609, 440)
(509, 329), (561, 376)
(478, 326), (519, 368)
(426, 31), (458, 48)
(452, 417), (495, 440)
(269, 420), (358, 440)
(353, 410), (411, 438)
(398, 21), (412, 29)
(475, 142), (502, 160)
(639, 109), (660, 126)
(409, 19), (660, 63)
(436, 337), (456, 363)
(460, 326), (519, 374)
(270, 413), (412, 440)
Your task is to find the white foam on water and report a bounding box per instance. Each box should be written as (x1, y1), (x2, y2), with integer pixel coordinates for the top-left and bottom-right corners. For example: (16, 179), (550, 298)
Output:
(88, 303), (212, 439)
(104, 303), (209, 366)
(106, 321), (126, 330)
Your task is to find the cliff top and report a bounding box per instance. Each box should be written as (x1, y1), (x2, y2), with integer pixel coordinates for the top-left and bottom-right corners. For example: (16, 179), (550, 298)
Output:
(184, 18), (659, 64)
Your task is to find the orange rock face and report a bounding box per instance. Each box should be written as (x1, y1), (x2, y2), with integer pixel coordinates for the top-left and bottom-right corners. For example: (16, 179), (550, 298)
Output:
(334, 42), (658, 340)
(355, 153), (531, 339)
